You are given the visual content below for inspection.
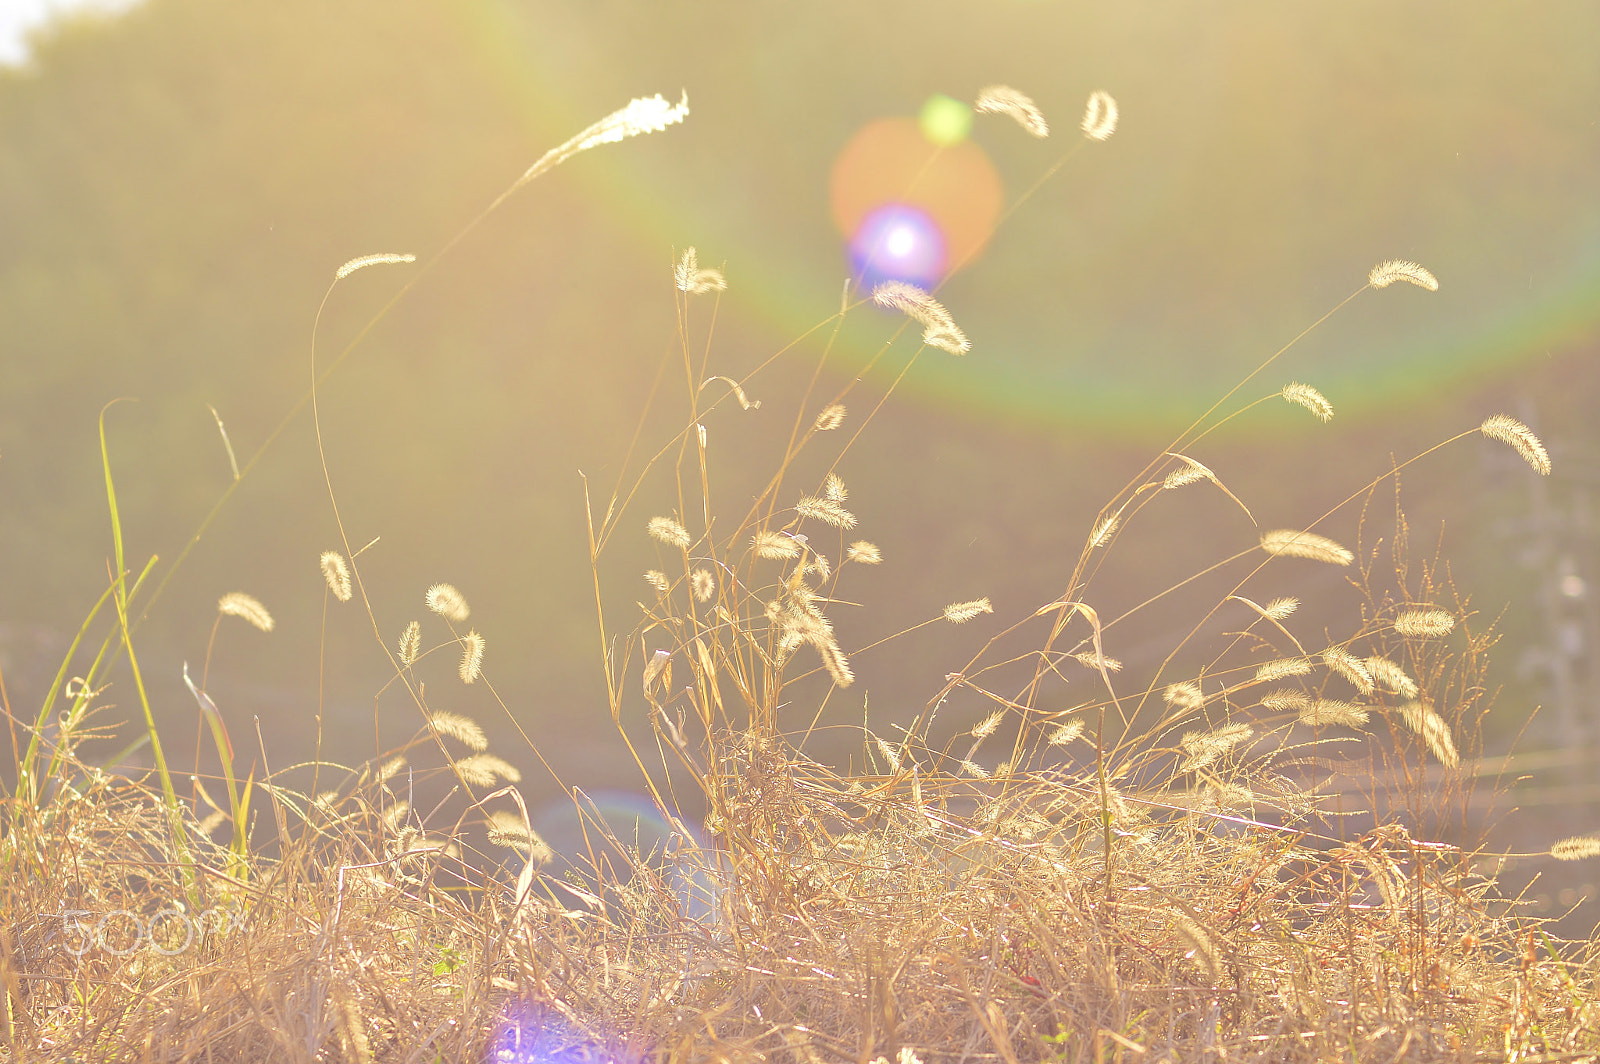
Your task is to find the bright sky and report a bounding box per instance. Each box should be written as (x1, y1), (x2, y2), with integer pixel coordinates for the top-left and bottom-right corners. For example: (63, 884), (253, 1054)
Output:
(0, 0), (143, 66)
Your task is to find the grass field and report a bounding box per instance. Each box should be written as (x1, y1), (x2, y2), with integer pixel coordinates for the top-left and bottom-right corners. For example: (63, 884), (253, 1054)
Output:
(3, 86), (1598, 1064)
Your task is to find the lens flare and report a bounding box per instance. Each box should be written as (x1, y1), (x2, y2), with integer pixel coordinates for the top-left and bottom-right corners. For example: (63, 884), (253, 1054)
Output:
(919, 93), (972, 146)
(830, 117), (1003, 289)
(850, 203), (947, 289)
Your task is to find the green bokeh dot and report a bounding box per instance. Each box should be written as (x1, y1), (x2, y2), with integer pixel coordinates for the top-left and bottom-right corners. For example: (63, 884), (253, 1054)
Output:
(919, 94), (972, 147)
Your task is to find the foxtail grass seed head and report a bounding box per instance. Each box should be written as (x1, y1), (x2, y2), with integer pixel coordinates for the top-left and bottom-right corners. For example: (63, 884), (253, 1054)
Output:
(647, 515), (692, 548)
(960, 759), (990, 779)
(383, 801), (411, 832)
(1394, 608), (1456, 637)
(818, 641), (855, 686)
(1162, 455), (1214, 490)
(974, 84), (1049, 137)
(398, 621), (420, 667)
(871, 281), (971, 354)
(1323, 646), (1375, 695)
(1551, 836), (1600, 861)
(1089, 512), (1119, 548)
(805, 552), (831, 581)
(943, 597), (993, 624)
(971, 709), (1005, 739)
(1173, 915), (1219, 980)
(674, 246), (726, 293)
(813, 403), (846, 431)
(571, 91), (688, 156)
(1400, 701), (1459, 767)
(1369, 259), (1439, 291)
(459, 630), (484, 684)
(1263, 596), (1300, 619)
(1164, 681), (1205, 710)
(452, 753), (521, 786)
(1081, 90), (1118, 141)
(376, 755), (406, 784)
(1300, 699), (1371, 728)
(334, 252), (416, 280)
(218, 592), (274, 632)
(690, 568), (715, 602)
(1260, 529), (1353, 566)
(1281, 382), (1334, 422)
(875, 737), (902, 771)
(795, 495), (857, 529)
(320, 550), (352, 602)
(1480, 414), (1551, 475)
(486, 810), (555, 864)
(824, 472), (847, 503)
(847, 540), (882, 565)
(1261, 689), (1311, 713)
(426, 583), (470, 622)
(1180, 723), (1253, 773)
(1073, 651), (1122, 671)
(1366, 656), (1419, 698)
(644, 569), (669, 593)
(429, 711), (487, 752)
(1255, 657), (1313, 682)
(1048, 719), (1085, 745)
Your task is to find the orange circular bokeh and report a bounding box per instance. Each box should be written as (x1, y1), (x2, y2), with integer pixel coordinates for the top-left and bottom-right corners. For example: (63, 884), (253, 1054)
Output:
(829, 117), (1005, 279)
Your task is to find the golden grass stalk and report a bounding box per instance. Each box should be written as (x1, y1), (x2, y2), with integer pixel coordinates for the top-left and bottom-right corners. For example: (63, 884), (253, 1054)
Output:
(333, 252), (416, 280)
(1281, 381), (1333, 422)
(1399, 701), (1459, 767)
(397, 621), (420, 666)
(1260, 689), (1311, 712)
(217, 591), (274, 632)
(1368, 259), (1439, 291)
(1180, 723), (1253, 772)
(752, 529), (802, 559)
(813, 403), (846, 431)
(1323, 646), (1376, 695)
(971, 709), (1005, 739)
(974, 84), (1049, 137)
(1260, 528), (1353, 566)
(425, 583), (470, 622)
(450, 753), (521, 786)
(1480, 414), (1552, 475)
(872, 281), (971, 354)
(1081, 90), (1119, 141)
(1089, 511), (1119, 548)
(320, 550), (352, 602)
(1048, 718), (1085, 745)
(1299, 699), (1370, 727)
(674, 246), (726, 293)
(795, 495), (857, 529)
(647, 515), (692, 548)
(1365, 655), (1419, 698)
(1255, 657), (1313, 682)
(846, 540), (882, 564)
(1164, 681), (1205, 710)
(458, 630), (484, 684)
(943, 597), (993, 623)
(485, 810), (555, 864)
(1550, 836), (1600, 861)
(428, 711), (487, 752)
(817, 641), (855, 686)
(1394, 608), (1456, 637)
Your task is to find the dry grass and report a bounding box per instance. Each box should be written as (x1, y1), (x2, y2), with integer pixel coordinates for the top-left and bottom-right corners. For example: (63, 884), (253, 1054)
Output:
(4, 89), (1600, 1064)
